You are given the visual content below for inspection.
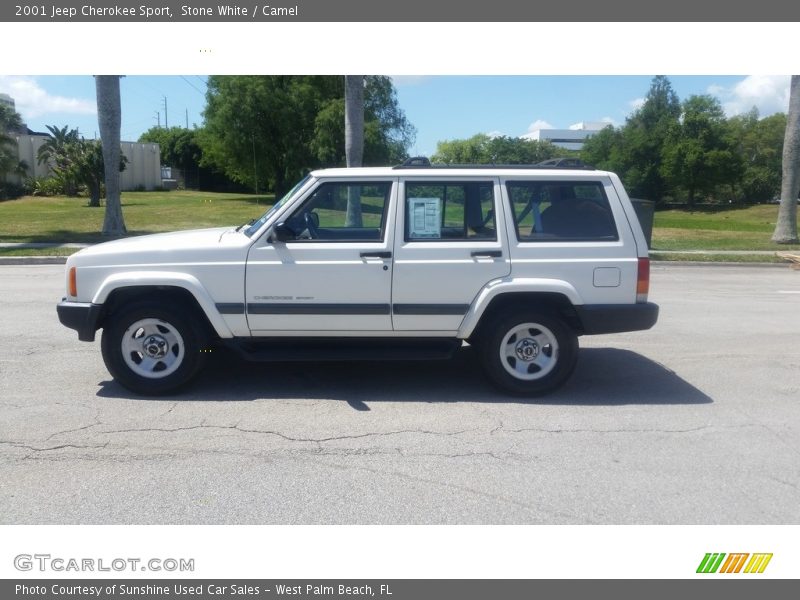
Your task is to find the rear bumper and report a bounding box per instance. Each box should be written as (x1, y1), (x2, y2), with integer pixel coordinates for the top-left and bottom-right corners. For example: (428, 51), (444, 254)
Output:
(575, 302), (659, 335)
(57, 300), (102, 342)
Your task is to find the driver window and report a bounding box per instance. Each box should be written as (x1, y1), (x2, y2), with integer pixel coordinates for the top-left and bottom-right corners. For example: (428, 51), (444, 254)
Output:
(284, 181), (392, 242)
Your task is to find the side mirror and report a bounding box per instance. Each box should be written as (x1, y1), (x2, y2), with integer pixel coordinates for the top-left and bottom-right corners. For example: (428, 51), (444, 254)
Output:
(273, 222), (296, 242)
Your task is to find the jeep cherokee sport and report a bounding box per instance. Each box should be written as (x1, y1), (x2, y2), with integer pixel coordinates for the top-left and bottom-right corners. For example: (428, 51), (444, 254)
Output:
(57, 160), (658, 396)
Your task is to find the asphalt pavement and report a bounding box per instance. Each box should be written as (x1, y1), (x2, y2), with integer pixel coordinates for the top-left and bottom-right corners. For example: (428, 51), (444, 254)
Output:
(0, 264), (798, 524)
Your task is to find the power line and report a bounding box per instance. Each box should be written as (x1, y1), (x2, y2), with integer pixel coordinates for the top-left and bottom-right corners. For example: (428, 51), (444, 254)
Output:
(180, 75), (205, 95)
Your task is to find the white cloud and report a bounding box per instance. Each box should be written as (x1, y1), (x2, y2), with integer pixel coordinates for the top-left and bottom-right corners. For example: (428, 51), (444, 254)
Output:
(389, 75), (434, 87)
(629, 97), (646, 111)
(600, 116), (617, 126)
(485, 130), (504, 138)
(708, 75), (790, 117)
(0, 76), (95, 119)
(526, 119), (554, 132)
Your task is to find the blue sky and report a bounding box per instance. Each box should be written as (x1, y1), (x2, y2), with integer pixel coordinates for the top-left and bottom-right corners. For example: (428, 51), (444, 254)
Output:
(0, 75), (791, 157)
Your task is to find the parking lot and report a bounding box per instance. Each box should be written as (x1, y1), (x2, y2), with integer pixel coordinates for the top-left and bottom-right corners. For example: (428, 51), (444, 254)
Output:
(0, 263), (798, 524)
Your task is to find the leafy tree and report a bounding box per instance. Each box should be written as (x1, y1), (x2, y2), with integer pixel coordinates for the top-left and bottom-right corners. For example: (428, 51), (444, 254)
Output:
(581, 126), (625, 172)
(201, 76), (415, 197)
(138, 126), (237, 191)
(77, 140), (127, 208)
(432, 134), (562, 164)
(660, 95), (739, 207)
(773, 75), (800, 243)
(726, 109), (785, 203)
(620, 75), (682, 203)
(95, 75), (126, 235)
(201, 76), (337, 197)
(139, 127), (201, 172)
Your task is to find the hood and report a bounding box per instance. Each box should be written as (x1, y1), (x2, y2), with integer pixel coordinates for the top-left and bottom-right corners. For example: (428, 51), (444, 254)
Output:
(69, 227), (248, 265)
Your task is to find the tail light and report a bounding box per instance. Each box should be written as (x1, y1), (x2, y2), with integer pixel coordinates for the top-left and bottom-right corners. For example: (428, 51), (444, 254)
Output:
(68, 267), (77, 297)
(636, 257), (649, 303)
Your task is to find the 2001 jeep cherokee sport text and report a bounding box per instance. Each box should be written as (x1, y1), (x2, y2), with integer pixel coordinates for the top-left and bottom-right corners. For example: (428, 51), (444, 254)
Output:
(57, 161), (658, 396)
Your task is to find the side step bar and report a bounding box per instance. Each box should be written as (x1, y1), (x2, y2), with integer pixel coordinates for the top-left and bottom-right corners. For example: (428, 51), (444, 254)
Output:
(219, 338), (462, 362)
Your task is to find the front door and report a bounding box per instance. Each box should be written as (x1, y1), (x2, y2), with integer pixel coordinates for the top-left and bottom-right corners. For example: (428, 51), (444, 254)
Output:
(245, 179), (396, 334)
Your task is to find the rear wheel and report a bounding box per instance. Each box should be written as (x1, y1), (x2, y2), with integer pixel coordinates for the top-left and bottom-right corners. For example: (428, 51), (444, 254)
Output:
(101, 302), (206, 395)
(479, 310), (578, 396)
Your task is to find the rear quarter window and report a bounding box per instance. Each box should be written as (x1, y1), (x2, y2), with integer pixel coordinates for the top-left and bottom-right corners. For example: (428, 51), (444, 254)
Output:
(507, 181), (618, 242)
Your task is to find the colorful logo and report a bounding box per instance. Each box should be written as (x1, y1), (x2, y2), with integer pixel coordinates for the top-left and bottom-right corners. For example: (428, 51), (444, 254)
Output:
(696, 553), (773, 574)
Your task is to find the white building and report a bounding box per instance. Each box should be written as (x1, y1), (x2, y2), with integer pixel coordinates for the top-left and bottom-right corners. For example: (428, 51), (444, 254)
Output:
(2, 92), (162, 190)
(522, 121), (610, 151)
(12, 134), (162, 191)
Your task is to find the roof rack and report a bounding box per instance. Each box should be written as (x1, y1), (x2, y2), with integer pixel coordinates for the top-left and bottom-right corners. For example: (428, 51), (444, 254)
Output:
(393, 156), (594, 170)
(394, 156), (432, 168)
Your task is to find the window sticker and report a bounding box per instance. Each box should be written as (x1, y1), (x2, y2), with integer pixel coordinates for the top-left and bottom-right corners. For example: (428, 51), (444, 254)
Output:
(408, 197), (442, 238)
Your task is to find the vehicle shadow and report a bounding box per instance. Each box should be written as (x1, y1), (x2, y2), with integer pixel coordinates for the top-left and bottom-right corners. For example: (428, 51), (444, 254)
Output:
(96, 346), (712, 407)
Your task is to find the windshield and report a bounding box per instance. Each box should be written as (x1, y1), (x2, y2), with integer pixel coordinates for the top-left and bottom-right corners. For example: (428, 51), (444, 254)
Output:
(244, 174), (314, 237)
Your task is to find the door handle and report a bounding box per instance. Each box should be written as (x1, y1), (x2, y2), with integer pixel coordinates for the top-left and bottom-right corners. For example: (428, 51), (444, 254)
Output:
(471, 250), (502, 258)
(360, 251), (392, 259)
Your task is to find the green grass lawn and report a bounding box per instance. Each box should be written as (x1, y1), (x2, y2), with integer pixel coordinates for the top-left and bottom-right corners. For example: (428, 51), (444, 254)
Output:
(652, 204), (800, 251)
(0, 190), (275, 243)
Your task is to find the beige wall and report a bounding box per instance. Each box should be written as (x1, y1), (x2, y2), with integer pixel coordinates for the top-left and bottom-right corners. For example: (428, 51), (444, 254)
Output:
(11, 135), (162, 191)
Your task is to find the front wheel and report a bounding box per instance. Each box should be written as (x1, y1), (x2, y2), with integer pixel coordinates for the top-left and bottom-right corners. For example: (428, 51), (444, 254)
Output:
(101, 302), (206, 395)
(479, 310), (578, 396)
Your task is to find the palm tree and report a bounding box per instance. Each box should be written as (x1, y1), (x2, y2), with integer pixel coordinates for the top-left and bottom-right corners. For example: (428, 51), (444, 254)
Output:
(344, 75), (364, 227)
(37, 125), (81, 196)
(1, 104), (25, 189)
(95, 75), (126, 235)
(772, 75), (800, 243)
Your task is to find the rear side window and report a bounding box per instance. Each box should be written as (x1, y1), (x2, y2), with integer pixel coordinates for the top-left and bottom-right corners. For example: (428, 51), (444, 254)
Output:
(405, 181), (496, 241)
(507, 181), (618, 242)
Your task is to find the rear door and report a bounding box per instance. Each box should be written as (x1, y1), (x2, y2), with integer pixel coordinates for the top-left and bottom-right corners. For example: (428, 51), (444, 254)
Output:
(391, 177), (511, 332)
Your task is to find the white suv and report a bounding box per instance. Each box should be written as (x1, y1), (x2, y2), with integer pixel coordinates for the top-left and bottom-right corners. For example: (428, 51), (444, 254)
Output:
(57, 160), (658, 396)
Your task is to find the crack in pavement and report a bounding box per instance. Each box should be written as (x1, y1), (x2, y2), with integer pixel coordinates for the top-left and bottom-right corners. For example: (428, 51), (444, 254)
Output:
(45, 410), (103, 441)
(488, 423), (768, 435)
(309, 455), (592, 524)
(0, 440), (109, 452)
(96, 424), (476, 444)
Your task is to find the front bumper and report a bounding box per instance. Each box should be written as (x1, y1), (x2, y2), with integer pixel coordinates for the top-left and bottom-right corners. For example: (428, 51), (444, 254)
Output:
(574, 302), (659, 335)
(57, 300), (103, 341)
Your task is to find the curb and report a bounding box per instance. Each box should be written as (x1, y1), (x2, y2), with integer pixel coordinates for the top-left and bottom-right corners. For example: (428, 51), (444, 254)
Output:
(0, 257), (69, 265)
(650, 260), (788, 269)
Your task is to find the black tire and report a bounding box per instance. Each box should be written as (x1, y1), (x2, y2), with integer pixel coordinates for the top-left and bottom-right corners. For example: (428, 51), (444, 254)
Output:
(101, 301), (207, 395)
(478, 310), (578, 396)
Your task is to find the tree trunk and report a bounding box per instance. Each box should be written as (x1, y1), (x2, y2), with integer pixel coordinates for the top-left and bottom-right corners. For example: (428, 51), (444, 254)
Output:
(88, 179), (101, 207)
(772, 75), (800, 243)
(95, 75), (127, 236)
(344, 75), (364, 227)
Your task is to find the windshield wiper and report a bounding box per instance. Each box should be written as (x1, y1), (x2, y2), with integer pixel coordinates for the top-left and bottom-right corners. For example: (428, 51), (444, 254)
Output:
(235, 219), (257, 232)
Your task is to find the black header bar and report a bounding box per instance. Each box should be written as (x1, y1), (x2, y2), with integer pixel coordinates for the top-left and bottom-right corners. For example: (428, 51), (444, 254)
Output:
(4, 0), (800, 22)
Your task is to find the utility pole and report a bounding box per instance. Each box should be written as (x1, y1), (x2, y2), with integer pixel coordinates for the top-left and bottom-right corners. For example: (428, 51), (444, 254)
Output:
(154, 111), (160, 128)
(162, 96), (168, 129)
(185, 108), (189, 129)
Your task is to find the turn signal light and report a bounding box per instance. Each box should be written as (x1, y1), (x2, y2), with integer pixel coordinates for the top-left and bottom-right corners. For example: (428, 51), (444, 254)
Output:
(636, 257), (649, 302)
(68, 267), (77, 297)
